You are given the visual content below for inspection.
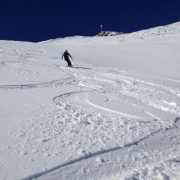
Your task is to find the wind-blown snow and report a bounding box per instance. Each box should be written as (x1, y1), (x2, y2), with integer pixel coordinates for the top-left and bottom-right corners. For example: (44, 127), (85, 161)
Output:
(0, 22), (180, 180)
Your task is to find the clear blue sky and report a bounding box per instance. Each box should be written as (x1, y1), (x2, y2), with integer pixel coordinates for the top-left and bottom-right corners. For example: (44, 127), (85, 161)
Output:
(0, 0), (180, 42)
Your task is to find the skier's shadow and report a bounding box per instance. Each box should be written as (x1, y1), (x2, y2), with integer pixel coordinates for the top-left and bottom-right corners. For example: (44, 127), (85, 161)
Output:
(73, 66), (91, 70)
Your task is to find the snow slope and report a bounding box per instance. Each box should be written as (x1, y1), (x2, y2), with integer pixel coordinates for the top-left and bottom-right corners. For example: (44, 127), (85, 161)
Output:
(0, 22), (180, 180)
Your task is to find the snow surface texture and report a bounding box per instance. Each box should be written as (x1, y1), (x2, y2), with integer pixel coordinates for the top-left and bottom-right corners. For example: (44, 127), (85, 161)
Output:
(0, 22), (180, 180)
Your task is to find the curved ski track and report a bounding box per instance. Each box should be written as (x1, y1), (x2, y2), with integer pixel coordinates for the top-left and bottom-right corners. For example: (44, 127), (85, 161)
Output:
(54, 65), (180, 121)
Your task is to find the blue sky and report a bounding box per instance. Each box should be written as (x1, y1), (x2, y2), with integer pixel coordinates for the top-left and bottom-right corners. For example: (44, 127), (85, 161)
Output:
(0, 0), (180, 42)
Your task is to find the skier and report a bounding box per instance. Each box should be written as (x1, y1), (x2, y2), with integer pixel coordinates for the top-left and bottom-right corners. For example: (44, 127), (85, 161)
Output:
(62, 50), (73, 67)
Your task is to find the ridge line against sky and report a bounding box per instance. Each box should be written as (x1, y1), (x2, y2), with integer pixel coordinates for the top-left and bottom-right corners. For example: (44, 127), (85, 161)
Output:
(0, 0), (180, 42)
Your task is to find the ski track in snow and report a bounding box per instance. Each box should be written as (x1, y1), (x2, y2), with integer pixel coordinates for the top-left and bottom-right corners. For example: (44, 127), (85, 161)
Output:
(58, 64), (180, 118)
(85, 95), (143, 120)
(0, 77), (73, 89)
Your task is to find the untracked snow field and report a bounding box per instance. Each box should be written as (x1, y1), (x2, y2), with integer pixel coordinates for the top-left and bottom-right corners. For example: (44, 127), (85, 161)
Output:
(0, 22), (180, 180)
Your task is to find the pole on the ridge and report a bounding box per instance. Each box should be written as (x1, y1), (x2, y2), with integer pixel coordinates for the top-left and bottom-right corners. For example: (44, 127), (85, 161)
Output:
(100, 24), (103, 32)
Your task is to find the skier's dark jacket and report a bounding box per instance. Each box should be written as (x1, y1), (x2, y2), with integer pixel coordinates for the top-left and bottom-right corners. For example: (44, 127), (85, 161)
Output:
(62, 51), (72, 60)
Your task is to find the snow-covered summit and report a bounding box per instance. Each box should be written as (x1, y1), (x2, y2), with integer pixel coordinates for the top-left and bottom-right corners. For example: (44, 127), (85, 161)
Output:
(39, 21), (180, 46)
